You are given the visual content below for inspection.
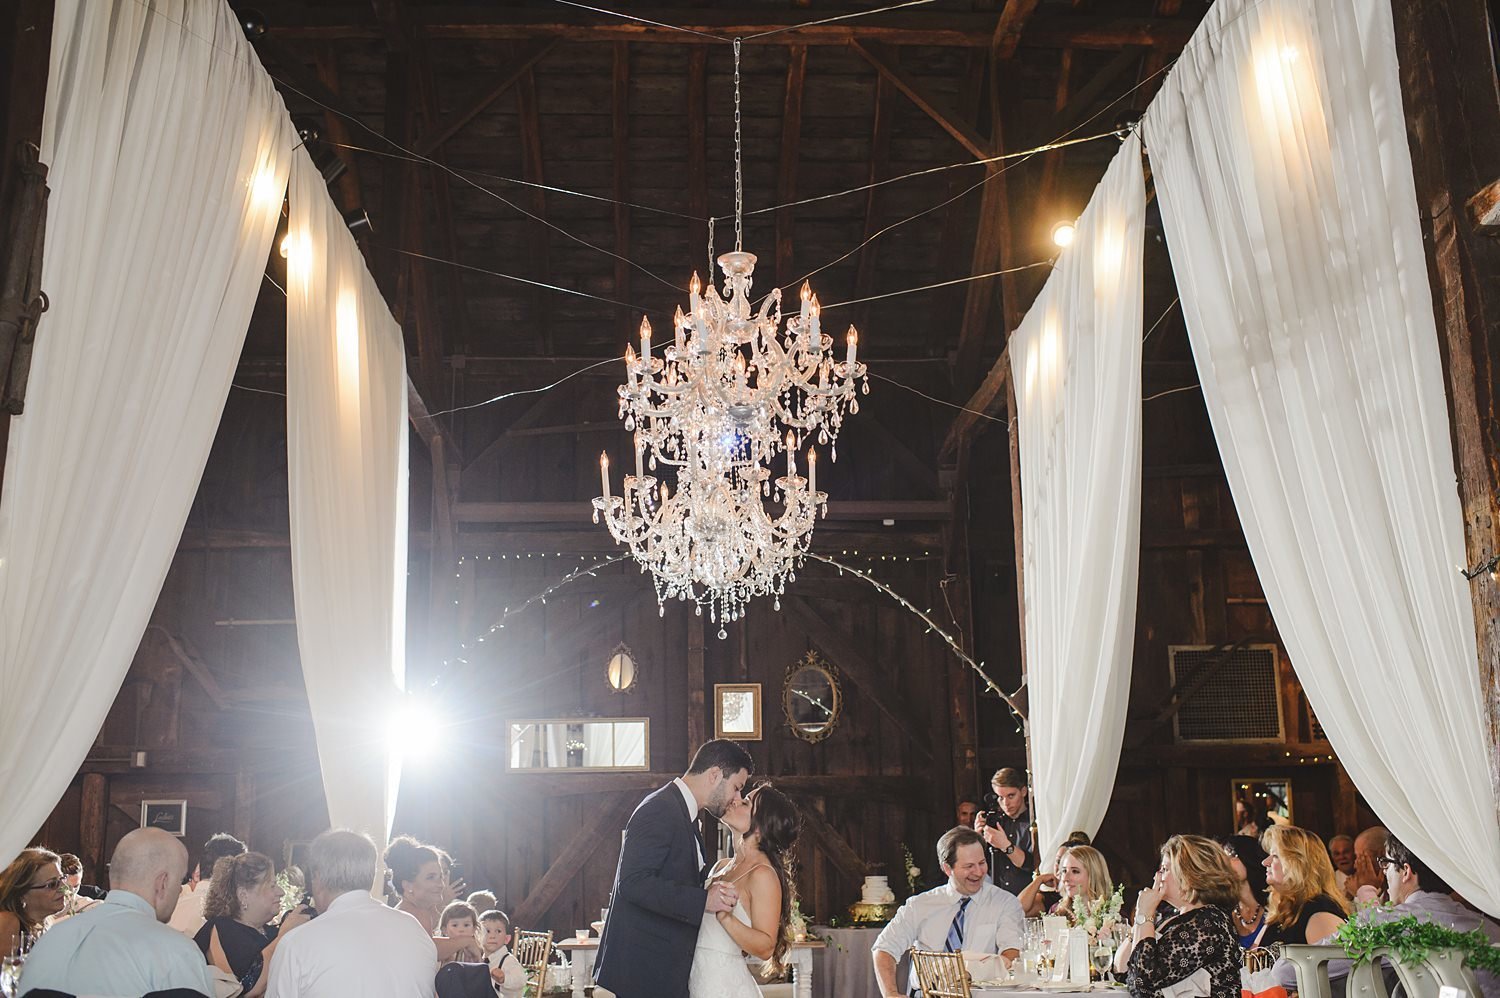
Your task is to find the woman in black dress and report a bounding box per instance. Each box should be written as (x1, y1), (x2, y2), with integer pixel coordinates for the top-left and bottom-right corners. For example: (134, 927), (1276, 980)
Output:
(1117, 834), (1243, 998)
(195, 852), (310, 997)
(1254, 826), (1348, 949)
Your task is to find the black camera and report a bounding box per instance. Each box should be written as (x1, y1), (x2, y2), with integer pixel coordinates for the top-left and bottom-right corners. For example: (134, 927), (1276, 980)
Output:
(981, 791), (1004, 826)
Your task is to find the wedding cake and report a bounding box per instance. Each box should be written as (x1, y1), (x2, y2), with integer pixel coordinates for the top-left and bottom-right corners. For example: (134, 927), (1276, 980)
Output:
(860, 876), (896, 905)
(848, 875), (899, 924)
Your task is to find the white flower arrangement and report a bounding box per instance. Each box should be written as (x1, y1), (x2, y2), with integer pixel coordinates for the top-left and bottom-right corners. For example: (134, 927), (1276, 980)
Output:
(1069, 884), (1124, 940)
(902, 844), (922, 896)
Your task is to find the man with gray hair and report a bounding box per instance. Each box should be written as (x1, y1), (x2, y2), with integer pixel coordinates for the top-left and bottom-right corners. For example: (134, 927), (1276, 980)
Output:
(265, 829), (437, 998)
(20, 828), (217, 996)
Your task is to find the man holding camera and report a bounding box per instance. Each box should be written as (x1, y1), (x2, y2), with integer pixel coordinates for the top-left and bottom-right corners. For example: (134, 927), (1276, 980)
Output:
(973, 768), (1035, 895)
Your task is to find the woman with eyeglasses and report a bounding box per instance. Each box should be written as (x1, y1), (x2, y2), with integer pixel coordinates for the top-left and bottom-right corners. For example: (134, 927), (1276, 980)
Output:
(1254, 826), (1347, 949)
(1220, 835), (1270, 948)
(0, 848), (66, 954)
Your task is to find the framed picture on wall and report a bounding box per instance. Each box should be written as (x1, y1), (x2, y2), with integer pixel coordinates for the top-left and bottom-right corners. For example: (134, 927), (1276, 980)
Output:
(140, 800), (187, 837)
(714, 683), (762, 741)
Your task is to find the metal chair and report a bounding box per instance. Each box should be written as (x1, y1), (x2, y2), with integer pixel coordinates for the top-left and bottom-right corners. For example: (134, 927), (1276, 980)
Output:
(911, 948), (973, 998)
(512, 928), (555, 993)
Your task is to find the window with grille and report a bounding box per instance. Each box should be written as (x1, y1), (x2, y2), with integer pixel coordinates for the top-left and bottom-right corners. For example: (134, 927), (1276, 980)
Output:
(1168, 644), (1283, 742)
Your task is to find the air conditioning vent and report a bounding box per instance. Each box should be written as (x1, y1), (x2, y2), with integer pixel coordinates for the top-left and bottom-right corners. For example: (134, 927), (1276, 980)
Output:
(1169, 644), (1283, 742)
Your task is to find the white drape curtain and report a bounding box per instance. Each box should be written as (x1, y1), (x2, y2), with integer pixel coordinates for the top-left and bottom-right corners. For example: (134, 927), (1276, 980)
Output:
(1010, 136), (1145, 864)
(1143, 0), (1500, 915)
(286, 151), (409, 845)
(0, 0), (291, 865)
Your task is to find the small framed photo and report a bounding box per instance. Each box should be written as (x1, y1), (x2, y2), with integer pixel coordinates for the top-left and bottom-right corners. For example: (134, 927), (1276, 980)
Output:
(140, 800), (187, 837)
(714, 683), (762, 741)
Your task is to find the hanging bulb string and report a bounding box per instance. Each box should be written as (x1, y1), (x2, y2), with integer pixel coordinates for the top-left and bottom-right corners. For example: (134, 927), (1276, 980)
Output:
(740, 0), (941, 41)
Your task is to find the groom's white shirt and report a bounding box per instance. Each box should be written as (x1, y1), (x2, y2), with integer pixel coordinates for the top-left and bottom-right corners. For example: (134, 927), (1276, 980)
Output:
(672, 777), (707, 872)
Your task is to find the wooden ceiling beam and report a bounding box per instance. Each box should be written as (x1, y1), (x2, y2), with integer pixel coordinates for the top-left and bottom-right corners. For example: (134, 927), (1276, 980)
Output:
(260, 7), (1194, 50)
(940, 344), (1008, 462)
(414, 38), (470, 360)
(452, 500), (952, 524)
(775, 45), (808, 289)
(412, 40), (557, 157)
(991, 0), (1043, 61)
(1052, 46), (1146, 134)
(850, 39), (989, 160)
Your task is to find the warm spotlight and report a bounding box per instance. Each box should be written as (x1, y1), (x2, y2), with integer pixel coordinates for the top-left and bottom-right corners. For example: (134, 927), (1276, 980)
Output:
(1051, 220), (1077, 249)
(391, 694), (442, 764)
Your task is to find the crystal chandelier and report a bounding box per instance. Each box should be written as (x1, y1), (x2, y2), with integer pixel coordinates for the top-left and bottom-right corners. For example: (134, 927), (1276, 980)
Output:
(592, 41), (869, 635)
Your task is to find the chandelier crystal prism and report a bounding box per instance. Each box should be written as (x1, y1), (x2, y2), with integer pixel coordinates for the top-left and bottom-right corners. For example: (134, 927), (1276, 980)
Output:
(592, 40), (869, 635)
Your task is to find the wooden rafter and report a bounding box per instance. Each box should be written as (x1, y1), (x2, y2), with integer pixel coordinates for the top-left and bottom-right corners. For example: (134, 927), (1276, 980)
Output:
(991, 0), (1043, 61)
(853, 74), (891, 334)
(775, 45), (808, 289)
(612, 42), (632, 333)
(1035, 47), (1074, 220)
(413, 40), (557, 157)
(850, 40), (989, 160)
(516, 64), (552, 353)
(379, 48), (413, 314)
(792, 799), (869, 883)
(313, 45), (366, 217)
(779, 595), (934, 760)
(939, 345), (1007, 461)
(262, 6), (1197, 51)
(414, 38), (470, 354)
(1052, 47), (1146, 134)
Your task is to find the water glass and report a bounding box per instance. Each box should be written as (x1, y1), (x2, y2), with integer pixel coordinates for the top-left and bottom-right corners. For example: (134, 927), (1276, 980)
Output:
(0, 955), (23, 998)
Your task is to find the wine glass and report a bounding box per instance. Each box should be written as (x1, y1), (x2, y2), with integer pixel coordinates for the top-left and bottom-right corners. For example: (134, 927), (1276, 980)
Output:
(1092, 943), (1115, 981)
(0, 955), (22, 998)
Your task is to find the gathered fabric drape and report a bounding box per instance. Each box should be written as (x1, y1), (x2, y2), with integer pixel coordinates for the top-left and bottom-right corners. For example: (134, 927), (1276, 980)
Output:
(1143, 0), (1500, 914)
(286, 152), (409, 845)
(0, 0), (292, 866)
(1011, 136), (1145, 863)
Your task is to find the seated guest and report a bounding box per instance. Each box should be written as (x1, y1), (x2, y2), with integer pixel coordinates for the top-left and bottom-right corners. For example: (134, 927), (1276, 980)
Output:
(0, 848), (65, 953)
(1220, 835), (1269, 948)
(872, 826), (1025, 998)
(195, 851), (311, 997)
(439, 900), (483, 963)
(384, 835), (474, 963)
(1326, 834), (1355, 897)
(19, 828), (216, 996)
(1344, 826), (1388, 902)
(264, 829), (436, 997)
(171, 831), (248, 936)
(1117, 834), (1241, 998)
(481, 909), (525, 998)
(1017, 836), (1103, 918)
(1271, 832), (1500, 998)
(1254, 826), (1347, 949)
(58, 853), (106, 902)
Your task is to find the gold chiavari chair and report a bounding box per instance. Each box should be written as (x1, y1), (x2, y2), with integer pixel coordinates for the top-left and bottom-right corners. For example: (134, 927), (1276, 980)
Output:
(512, 929), (555, 992)
(911, 948), (973, 998)
(1244, 945), (1281, 975)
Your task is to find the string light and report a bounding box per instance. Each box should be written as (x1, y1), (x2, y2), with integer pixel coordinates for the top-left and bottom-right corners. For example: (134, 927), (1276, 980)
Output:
(1050, 221), (1077, 249)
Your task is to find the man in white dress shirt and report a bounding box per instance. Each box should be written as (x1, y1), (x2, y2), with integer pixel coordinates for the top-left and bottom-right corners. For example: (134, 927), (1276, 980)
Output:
(265, 829), (437, 998)
(873, 826), (1025, 998)
(20, 828), (217, 996)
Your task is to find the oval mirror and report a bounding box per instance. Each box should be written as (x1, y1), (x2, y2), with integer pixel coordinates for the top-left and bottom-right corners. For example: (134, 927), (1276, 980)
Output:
(784, 650), (841, 742)
(606, 645), (638, 693)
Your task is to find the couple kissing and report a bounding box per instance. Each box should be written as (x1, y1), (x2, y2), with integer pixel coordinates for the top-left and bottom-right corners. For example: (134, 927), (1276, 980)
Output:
(594, 740), (801, 998)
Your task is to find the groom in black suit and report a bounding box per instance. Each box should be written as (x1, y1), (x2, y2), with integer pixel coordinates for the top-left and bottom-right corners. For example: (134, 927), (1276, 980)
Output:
(594, 739), (754, 998)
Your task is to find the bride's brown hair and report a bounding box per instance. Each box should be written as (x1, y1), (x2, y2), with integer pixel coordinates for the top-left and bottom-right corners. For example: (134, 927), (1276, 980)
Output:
(746, 784), (801, 975)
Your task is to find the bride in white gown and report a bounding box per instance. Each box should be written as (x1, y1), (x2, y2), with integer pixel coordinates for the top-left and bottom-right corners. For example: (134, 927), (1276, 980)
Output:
(689, 785), (803, 998)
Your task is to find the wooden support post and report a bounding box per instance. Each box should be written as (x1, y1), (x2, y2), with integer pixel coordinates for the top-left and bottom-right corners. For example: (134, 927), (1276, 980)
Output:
(853, 75), (891, 335)
(515, 64), (551, 354)
(80, 773), (107, 885)
(511, 792), (636, 928)
(414, 39), (470, 354)
(1392, 0), (1500, 810)
(233, 770), (256, 845)
(687, 612), (706, 755)
(686, 48), (709, 274)
(428, 435), (458, 662)
(612, 43), (632, 335)
(942, 449), (980, 808)
(379, 49), (413, 315)
(313, 45), (366, 216)
(775, 46), (807, 290)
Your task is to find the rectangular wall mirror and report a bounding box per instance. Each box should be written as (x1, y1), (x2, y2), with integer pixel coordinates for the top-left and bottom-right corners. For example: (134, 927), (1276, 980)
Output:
(1232, 777), (1293, 833)
(508, 718), (650, 771)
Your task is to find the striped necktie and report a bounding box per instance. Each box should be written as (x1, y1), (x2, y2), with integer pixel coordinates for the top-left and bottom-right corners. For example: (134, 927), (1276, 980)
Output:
(945, 896), (971, 953)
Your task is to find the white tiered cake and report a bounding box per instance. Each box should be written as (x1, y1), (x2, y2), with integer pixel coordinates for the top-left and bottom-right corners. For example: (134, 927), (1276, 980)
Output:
(849, 874), (900, 924)
(860, 876), (895, 905)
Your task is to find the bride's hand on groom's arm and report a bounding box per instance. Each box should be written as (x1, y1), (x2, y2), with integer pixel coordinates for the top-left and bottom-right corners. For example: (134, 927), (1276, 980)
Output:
(705, 881), (739, 914)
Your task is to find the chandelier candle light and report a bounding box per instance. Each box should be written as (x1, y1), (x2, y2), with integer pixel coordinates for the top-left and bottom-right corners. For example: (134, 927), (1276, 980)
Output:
(593, 40), (869, 636)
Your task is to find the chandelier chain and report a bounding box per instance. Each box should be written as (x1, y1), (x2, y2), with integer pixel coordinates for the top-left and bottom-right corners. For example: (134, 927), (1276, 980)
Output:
(732, 37), (744, 253)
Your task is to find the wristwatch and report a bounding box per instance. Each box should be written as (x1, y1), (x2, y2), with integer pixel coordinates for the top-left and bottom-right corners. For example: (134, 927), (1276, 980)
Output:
(1133, 912), (1150, 926)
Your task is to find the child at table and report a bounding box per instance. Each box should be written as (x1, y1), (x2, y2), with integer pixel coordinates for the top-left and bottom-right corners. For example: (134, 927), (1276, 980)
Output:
(481, 908), (525, 997)
(440, 901), (484, 964)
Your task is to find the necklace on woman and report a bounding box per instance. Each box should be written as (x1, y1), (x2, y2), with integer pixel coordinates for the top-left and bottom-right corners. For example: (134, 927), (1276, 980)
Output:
(1235, 901), (1262, 930)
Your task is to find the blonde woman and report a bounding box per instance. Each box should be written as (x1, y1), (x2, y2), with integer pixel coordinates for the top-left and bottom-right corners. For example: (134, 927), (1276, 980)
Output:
(1017, 845), (1112, 919)
(1254, 826), (1347, 949)
(1117, 835), (1241, 998)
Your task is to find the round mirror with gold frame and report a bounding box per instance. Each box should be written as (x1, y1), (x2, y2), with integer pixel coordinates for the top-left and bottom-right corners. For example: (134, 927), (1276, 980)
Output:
(783, 650), (841, 743)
